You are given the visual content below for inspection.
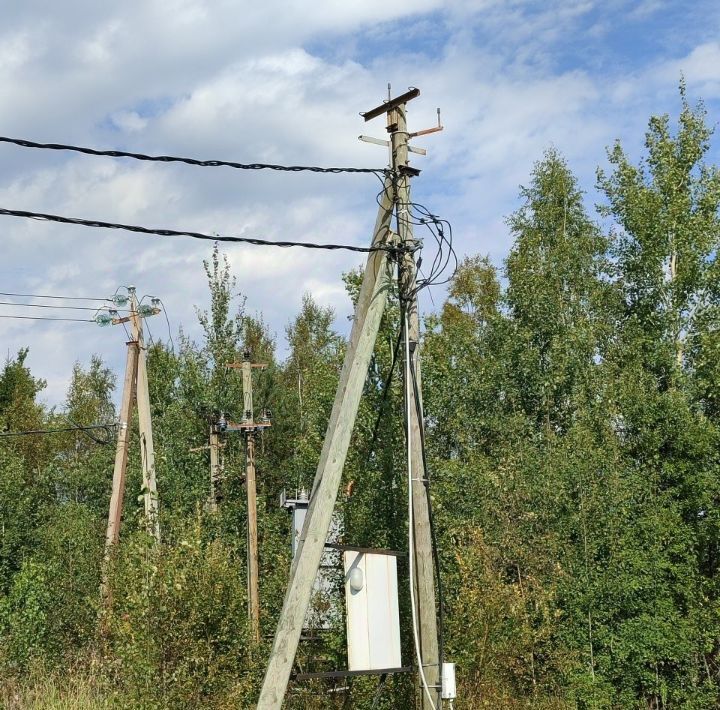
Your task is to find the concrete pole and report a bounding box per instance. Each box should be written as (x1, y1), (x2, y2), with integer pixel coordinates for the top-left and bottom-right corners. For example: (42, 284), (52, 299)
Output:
(393, 103), (441, 709)
(257, 173), (396, 709)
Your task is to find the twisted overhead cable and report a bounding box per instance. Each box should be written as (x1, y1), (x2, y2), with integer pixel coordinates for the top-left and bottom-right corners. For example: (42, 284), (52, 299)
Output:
(0, 207), (396, 254)
(0, 136), (386, 175)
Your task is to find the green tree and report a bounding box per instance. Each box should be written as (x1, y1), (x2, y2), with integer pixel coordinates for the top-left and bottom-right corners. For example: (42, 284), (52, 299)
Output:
(591, 87), (720, 707)
(51, 356), (116, 508)
(506, 148), (611, 432)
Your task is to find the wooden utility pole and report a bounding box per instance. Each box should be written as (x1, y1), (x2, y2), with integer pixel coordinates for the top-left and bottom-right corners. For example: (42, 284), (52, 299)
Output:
(209, 426), (221, 511)
(394, 101), (442, 710)
(245, 428), (259, 642)
(189, 425), (223, 512)
(104, 287), (161, 552)
(227, 353), (268, 644)
(256, 125), (398, 708)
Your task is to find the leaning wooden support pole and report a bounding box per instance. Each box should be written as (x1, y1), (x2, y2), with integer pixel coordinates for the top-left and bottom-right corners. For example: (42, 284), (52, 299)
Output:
(104, 338), (139, 554)
(257, 176), (396, 709)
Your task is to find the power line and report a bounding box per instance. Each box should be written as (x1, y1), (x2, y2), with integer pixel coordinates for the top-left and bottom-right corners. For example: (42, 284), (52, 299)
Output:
(0, 291), (109, 301)
(0, 300), (118, 311)
(66, 416), (115, 445)
(0, 136), (386, 175)
(0, 314), (94, 322)
(0, 422), (117, 437)
(0, 207), (396, 254)
(157, 297), (175, 353)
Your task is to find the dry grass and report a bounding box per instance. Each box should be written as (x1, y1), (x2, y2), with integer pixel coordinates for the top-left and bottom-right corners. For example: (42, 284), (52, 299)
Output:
(0, 672), (116, 710)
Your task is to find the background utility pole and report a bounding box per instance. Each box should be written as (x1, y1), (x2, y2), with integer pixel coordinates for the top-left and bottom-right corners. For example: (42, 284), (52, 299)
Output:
(393, 100), (442, 710)
(189, 424), (223, 513)
(104, 287), (161, 552)
(257, 135), (396, 708)
(209, 426), (221, 511)
(227, 352), (268, 644)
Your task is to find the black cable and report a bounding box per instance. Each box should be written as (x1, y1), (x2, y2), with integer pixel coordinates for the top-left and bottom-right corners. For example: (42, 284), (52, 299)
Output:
(371, 153), (452, 679)
(373, 164), (451, 677)
(373, 174), (457, 297)
(0, 291), (110, 301)
(0, 314), (94, 322)
(0, 136), (386, 175)
(0, 207), (396, 254)
(364, 326), (403, 465)
(144, 318), (155, 348)
(157, 298), (175, 353)
(0, 300), (119, 312)
(371, 673), (389, 709)
(407, 343), (446, 677)
(66, 416), (114, 445)
(0, 422), (117, 438)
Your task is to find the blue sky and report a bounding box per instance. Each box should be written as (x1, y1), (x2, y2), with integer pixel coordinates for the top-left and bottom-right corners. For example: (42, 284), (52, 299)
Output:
(0, 0), (718, 405)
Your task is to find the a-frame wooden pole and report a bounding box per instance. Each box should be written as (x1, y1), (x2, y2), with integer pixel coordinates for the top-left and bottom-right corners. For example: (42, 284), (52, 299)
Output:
(256, 173), (396, 709)
(131, 292), (160, 543)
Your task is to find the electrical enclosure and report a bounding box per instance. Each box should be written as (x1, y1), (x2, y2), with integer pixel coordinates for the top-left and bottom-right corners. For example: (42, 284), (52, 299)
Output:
(441, 662), (457, 699)
(343, 551), (401, 670)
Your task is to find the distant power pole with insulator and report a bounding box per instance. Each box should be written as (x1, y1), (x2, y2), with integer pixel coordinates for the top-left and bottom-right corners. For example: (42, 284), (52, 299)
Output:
(226, 351), (271, 643)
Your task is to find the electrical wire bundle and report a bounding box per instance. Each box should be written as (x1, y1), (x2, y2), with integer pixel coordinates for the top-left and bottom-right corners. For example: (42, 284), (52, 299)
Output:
(410, 201), (457, 296)
(374, 176), (458, 297)
(0, 207), (396, 254)
(0, 135), (387, 176)
(0, 134), (392, 254)
(0, 291), (115, 324)
(0, 420), (117, 444)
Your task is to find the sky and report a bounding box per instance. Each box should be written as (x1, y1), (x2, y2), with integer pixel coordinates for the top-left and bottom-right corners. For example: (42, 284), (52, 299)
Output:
(0, 0), (719, 406)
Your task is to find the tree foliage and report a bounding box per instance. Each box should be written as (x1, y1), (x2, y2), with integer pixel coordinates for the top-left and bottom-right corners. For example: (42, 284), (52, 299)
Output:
(1, 90), (720, 708)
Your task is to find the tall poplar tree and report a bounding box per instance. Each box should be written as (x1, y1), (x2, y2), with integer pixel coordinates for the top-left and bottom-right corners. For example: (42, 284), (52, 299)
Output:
(595, 87), (720, 707)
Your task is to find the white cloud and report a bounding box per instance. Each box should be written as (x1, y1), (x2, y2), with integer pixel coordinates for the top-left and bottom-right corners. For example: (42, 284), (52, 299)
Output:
(110, 110), (148, 132)
(662, 42), (720, 97)
(0, 0), (718, 406)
